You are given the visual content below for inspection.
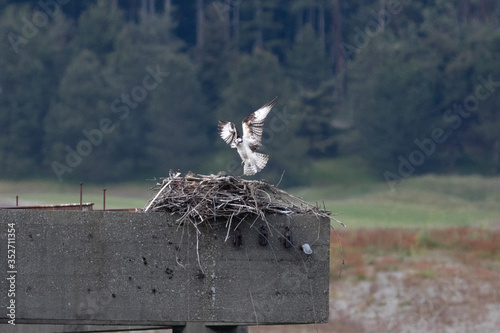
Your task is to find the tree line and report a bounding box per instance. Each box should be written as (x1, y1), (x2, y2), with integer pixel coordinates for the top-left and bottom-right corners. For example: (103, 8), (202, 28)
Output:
(0, 0), (499, 186)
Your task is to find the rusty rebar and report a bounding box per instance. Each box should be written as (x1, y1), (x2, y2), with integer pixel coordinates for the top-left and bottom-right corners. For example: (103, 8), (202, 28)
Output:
(80, 182), (83, 211)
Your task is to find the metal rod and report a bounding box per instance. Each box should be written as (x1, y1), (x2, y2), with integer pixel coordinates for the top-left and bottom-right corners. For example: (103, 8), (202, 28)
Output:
(16, 195), (18, 207)
(103, 189), (106, 211)
(80, 182), (83, 211)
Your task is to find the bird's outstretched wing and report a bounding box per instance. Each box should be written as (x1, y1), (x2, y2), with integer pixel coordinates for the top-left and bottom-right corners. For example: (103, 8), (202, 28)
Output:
(242, 97), (276, 151)
(218, 121), (239, 148)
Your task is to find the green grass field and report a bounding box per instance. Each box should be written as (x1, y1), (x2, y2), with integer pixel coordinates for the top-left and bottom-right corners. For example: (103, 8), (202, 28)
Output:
(0, 179), (152, 210)
(1, 156), (499, 228)
(292, 157), (500, 229)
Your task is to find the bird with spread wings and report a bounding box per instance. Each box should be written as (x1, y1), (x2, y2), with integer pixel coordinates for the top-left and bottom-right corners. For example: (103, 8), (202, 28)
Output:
(218, 98), (276, 176)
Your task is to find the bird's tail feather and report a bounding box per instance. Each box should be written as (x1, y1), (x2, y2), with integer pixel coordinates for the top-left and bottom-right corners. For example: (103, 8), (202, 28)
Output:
(244, 153), (268, 176)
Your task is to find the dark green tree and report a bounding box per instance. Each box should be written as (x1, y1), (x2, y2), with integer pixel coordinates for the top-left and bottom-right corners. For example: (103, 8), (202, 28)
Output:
(454, 23), (500, 174)
(196, 2), (236, 109)
(347, 29), (444, 176)
(286, 24), (338, 157)
(44, 49), (123, 182)
(0, 5), (67, 178)
(346, 0), (500, 178)
(107, 9), (211, 176)
(104, 10), (183, 177)
(238, 0), (288, 56)
(74, 0), (125, 57)
(146, 54), (210, 175)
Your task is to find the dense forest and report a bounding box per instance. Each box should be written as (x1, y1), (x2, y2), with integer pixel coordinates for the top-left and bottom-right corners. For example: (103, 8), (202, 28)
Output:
(1, 0), (499, 186)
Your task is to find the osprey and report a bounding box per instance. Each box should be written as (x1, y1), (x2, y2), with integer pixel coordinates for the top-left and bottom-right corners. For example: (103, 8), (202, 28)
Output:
(218, 98), (276, 176)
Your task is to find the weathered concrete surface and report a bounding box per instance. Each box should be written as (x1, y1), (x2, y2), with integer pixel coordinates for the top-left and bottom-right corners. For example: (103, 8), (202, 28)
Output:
(0, 324), (170, 333)
(0, 210), (330, 327)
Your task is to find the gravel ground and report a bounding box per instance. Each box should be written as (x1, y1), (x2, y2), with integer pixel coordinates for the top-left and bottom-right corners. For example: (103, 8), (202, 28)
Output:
(329, 267), (500, 332)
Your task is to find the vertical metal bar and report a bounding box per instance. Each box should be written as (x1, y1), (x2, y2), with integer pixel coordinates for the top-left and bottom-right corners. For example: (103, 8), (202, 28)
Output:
(103, 189), (106, 211)
(80, 182), (83, 211)
(16, 195), (18, 207)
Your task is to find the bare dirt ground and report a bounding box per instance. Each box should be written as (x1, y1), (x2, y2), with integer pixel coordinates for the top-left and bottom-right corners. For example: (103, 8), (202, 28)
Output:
(325, 257), (500, 332)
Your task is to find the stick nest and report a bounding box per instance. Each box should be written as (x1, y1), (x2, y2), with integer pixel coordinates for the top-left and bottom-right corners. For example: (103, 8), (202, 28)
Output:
(144, 172), (344, 227)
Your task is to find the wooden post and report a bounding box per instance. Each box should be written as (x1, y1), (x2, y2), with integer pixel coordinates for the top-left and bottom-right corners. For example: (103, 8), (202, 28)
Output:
(0, 210), (330, 332)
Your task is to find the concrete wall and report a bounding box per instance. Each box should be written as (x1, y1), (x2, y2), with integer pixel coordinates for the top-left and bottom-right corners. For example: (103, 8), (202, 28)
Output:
(0, 210), (329, 329)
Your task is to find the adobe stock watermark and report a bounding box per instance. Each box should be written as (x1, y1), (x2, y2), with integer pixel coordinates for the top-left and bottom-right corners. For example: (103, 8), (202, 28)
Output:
(340, 0), (410, 59)
(225, 105), (296, 175)
(8, 0), (70, 54)
(6, 222), (17, 325)
(384, 74), (500, 191)
(51, 65), (169, 181)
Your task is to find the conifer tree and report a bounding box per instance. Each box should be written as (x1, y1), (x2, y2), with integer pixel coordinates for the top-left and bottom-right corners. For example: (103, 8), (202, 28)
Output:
(286, 25), (337, 157)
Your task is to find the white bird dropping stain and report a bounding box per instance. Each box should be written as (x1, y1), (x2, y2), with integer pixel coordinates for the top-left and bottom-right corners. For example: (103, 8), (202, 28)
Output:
(211, 286), (216, 306)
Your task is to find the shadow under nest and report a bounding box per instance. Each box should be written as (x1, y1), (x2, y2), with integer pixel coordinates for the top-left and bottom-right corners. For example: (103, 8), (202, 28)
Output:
(144, 171), (344, 230)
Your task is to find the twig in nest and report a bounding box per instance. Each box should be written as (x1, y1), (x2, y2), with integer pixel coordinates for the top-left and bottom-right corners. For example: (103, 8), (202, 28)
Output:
(144, 171), (180, 211)
(145, 172), (345, 228)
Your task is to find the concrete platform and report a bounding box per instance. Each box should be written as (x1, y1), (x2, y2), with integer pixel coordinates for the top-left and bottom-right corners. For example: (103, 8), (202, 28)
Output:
(0, 210), (330, 331)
